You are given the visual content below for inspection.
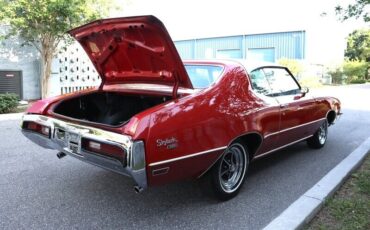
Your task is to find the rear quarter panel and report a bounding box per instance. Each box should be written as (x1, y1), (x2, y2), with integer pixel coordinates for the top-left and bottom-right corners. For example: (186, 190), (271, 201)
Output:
(143, 65), (280, 186)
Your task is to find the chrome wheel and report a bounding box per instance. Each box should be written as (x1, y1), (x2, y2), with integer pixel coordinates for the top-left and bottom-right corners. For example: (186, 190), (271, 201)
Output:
(307, 120), (328, 149)
(218, 143), (247, 193)
(318, 121), (328, 145)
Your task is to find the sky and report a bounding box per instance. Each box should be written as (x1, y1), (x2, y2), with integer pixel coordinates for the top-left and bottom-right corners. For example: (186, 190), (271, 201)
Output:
(112, 0), (368, 65)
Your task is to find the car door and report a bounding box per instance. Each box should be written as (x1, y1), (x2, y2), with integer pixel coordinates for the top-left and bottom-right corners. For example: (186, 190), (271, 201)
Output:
(262, 67), (318, 146)
(248, 68), (281, 154)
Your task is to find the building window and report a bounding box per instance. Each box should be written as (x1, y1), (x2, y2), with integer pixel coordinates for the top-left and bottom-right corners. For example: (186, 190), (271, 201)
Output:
(216, 49), (242, 58)
(248, 48), (275, 62)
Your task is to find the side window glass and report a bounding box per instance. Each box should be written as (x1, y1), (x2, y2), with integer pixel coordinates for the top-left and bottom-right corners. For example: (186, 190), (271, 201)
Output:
(249, 69), (272, 96)
(264, 68), (300, 94)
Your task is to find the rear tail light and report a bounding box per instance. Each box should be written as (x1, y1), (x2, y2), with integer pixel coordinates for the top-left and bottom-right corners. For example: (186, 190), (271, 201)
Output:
(82, 138), (126, 166)
(89, 141), (101, 150)
(22, 121), (51, 138)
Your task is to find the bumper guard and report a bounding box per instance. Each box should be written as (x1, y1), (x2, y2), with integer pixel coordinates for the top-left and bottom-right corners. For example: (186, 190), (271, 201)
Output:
(21, 114), (147, 190)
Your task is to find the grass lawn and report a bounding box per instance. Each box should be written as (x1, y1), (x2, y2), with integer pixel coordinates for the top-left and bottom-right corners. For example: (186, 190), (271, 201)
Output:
(306, 153), (370, 230)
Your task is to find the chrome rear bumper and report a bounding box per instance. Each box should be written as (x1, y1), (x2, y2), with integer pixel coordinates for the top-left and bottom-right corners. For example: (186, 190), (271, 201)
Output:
(21, 114), (147, 190)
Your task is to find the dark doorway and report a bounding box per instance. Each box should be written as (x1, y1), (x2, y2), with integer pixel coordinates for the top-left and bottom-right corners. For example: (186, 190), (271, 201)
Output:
(0, 71), (22, 99)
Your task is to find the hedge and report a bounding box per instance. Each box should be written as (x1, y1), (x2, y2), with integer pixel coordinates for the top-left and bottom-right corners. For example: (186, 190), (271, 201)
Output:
(349, 79), (367, 84)
(0, 93), (19, 114)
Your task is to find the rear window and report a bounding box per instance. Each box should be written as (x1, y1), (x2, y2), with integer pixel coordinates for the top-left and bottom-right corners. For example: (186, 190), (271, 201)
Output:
(184, 65), (223, 88)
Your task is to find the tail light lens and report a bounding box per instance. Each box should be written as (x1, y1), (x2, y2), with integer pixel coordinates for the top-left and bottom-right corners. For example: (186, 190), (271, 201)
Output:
(81, 138), (126, 166)
(22, 121), (50, 138)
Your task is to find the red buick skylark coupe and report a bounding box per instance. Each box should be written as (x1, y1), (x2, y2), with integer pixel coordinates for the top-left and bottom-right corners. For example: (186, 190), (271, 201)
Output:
(21, 16), (341, 200)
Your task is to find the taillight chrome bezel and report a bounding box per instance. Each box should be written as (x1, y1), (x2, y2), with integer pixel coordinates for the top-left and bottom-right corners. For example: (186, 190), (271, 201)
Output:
(22, 121), (51, 138)
(81, 138), (127, 166)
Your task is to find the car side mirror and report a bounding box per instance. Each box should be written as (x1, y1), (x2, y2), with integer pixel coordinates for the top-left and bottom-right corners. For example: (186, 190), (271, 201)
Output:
(301, 87), (309, 96)
(295, 87), (309, 100)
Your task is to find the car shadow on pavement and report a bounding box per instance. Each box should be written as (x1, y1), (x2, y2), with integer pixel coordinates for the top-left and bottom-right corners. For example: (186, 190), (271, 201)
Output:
(60, 141), (310, 206)
(248, 142), (309, 174)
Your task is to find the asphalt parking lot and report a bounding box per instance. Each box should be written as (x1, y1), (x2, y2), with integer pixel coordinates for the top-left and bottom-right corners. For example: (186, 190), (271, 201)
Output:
(1, 84), (369, 230)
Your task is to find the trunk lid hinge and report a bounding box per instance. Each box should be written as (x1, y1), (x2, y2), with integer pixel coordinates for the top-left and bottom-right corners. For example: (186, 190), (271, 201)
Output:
(99, 77), (105, 90)
(172, 72), (179, 99)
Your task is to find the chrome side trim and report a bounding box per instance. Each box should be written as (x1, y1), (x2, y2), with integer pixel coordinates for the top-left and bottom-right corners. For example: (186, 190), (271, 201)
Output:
(197, 131), (263, 179)
(148, 146), (227, 167)
(264, 118), (325, 139)
(254, 134), (313, 159)
(21, 114), (147, 189)
(227, 131), (263, 148)
(196, 149), (227, 179)
(197, 131), (263, 178)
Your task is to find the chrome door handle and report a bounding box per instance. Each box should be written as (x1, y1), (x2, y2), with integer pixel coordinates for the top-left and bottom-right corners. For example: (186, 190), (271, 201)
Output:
(280, 103), (289, 108)
(296, 106), (304, 111)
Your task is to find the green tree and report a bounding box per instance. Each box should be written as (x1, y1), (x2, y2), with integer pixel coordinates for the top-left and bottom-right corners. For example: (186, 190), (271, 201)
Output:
(345, 29), (370, 62)
(343, 60), (369, 81)
(0, 0), (118, 98)
(335, 0), (370, 23)
(327, 67), (345, 84)
(277, 58), (303, 77)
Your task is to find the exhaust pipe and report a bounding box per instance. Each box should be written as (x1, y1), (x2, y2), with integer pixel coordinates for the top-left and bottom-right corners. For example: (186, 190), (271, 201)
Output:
(57, 152), (66, 159)
(134, 185), (144, 193)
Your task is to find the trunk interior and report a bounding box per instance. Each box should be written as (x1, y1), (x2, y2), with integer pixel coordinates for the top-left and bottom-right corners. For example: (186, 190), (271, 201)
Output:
(53, 92), (171, 126)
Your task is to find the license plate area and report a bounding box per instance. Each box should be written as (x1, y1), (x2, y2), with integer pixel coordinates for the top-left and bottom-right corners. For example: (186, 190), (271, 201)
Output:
(69, 142), (80, 155)
(55, 128), (82, 155)
(67, 132), (81, 155)
(55, 128), (66, 141)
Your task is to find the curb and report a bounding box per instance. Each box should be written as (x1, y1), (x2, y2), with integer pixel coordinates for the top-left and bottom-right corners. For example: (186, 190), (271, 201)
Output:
(0, 112), (24, 121)
(263, 136), (370, 230)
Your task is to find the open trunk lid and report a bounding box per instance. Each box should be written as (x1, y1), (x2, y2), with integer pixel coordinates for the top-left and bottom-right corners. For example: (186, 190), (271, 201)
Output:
(68, 15), (193, 94)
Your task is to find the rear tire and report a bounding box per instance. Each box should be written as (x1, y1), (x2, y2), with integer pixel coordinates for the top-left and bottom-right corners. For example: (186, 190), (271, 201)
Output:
(307, 120), (328, 149)
(210, 142), (249, 201)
